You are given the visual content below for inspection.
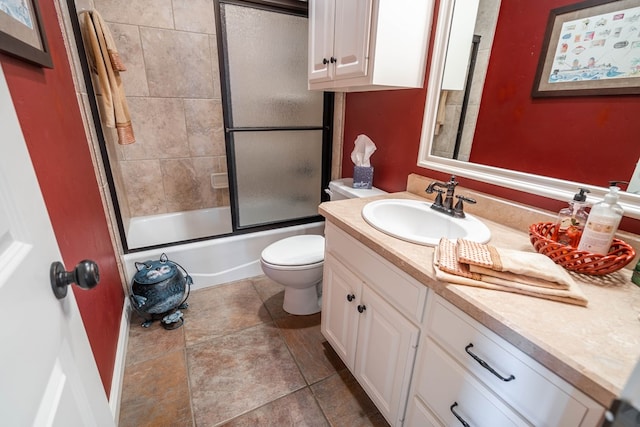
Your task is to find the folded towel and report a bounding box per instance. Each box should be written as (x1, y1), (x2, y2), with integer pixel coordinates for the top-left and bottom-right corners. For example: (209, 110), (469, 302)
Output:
(81, 10), (135, 145)
(457, 239), (574, 290)
(435, 239), (588, 307)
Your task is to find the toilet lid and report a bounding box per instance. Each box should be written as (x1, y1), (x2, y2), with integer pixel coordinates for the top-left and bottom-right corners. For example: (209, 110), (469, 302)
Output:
(261, 235), (325, 266)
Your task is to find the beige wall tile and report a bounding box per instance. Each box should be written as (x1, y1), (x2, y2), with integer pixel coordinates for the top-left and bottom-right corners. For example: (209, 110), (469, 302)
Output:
(121, 159), (167, 216)
(108, 23), (149, 97)
(209, 34), (222, 100)
(161, 158), (202, 212)
(94, 0), (174, 28)
(184, 99), (225, 157)
(123, 97), (189, 160)
(173, 0), (216, 34)
(192, 157), (218, 208)
(141, 28), (214, 98)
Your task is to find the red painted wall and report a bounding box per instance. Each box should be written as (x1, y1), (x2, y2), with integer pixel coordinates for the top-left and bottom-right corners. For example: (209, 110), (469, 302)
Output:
(343, 0), (640, 234)
(1, 0), (123, 395)
(471, 0), (640, 186)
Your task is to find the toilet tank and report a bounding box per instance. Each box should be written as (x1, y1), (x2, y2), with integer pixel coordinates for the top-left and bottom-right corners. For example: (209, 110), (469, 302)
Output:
(327, 178), (387, 201)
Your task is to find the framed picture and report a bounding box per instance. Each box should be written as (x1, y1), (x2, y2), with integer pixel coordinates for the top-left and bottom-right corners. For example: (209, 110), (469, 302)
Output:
(532, 0), (640, 97)
(0, 0), (52, 68)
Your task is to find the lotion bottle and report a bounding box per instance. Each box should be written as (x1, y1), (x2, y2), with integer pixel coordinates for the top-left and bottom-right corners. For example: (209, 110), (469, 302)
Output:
(552, 188), (590, 247)
(577, 186), (624, 254)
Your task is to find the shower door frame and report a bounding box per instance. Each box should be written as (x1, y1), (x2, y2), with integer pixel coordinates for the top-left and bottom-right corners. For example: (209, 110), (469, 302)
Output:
(215, 0), (334, 233)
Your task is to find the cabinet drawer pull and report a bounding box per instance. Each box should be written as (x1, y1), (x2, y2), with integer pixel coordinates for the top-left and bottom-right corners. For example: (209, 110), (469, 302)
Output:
(357, 304), (366, 313)
(450, 402), (471, 427)
(347, 294), (355, 302)
(465, 343), (515, 382)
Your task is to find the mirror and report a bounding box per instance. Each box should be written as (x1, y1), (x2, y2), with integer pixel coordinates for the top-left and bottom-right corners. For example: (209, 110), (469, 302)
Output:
(418, 0), (640, 219)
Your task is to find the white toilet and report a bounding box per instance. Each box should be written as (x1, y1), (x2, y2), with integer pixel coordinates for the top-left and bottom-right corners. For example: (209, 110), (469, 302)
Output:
(260, 178), (387, 315)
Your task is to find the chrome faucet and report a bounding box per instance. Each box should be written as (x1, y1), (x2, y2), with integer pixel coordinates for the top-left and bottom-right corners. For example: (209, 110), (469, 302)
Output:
(425, 175), (476, 218)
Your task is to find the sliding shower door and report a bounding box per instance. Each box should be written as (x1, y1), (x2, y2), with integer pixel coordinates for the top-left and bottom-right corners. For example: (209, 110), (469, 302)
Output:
(218, 1), (332, 229)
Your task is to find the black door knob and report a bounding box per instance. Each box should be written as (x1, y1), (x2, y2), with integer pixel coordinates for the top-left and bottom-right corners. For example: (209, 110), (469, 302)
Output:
(50, 260), (100, 299)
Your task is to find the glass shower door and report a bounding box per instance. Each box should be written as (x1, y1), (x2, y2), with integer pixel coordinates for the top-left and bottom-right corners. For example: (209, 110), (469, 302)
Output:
(220, 2), (330, 229)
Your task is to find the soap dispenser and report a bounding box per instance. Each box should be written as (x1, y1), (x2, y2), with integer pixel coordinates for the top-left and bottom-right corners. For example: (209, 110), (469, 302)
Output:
(577, 185), (624, 255)
(553, 188), (590, 247)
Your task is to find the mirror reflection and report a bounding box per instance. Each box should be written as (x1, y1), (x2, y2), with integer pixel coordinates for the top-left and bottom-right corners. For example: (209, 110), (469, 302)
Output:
(425, 0), (640, 198)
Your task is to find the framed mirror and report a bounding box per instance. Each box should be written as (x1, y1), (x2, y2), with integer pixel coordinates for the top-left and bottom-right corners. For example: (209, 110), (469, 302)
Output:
(417, 0), (640, 220)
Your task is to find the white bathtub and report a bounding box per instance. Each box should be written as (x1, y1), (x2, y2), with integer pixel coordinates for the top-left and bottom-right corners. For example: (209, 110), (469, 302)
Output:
(122, 221), (325, 291)
(127, 207), (233, 249)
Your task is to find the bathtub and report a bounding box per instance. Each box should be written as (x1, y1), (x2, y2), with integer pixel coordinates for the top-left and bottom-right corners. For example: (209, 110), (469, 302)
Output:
(122, 221), (325, 291)
(127, 207), (233, 249)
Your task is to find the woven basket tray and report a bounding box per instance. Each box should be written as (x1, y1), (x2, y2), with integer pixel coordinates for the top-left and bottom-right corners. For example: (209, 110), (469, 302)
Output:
(529, 222), (636, 275)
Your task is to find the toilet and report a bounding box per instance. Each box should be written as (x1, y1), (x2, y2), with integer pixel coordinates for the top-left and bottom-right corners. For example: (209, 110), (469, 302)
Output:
(260, 178), (387, 315)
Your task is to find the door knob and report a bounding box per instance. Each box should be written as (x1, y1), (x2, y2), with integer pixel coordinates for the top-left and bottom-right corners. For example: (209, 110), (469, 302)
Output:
(50, 260), (100, 299)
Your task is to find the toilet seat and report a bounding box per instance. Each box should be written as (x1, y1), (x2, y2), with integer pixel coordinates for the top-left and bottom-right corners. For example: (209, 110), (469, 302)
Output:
(261, 235), (325, 267)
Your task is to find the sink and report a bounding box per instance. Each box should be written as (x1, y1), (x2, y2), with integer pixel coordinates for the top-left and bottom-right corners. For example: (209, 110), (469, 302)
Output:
(361, 199), (491, 246)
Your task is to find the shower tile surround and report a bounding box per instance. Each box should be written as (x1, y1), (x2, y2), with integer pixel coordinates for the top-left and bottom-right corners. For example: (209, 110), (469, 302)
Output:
(88, 0), (228, 219)
(119, 276), (389, 427)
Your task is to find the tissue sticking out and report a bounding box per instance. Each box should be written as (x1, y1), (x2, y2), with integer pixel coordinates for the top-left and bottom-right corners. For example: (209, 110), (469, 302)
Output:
(351, 135), (376, 189)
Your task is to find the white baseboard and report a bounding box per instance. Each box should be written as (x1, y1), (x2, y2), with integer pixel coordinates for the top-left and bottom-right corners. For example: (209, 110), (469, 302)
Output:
(109, 298), (131, 424)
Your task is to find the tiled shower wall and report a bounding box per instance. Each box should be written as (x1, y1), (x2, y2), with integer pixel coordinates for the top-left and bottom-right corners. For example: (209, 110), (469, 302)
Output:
(84, 0), (229, 220)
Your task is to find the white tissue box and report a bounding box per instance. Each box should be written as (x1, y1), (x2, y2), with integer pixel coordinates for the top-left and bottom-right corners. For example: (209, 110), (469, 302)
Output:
(353, 166), (374, 189)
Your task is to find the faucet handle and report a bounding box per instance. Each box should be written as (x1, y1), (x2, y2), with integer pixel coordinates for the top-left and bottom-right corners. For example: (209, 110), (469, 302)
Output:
(453, 195), (476, 218)
(433, 189), (444, 207)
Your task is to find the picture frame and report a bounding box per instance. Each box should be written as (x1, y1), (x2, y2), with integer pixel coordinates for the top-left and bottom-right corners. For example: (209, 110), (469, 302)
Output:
(0, 0), (53, 68)
(532, 0), (640, 97)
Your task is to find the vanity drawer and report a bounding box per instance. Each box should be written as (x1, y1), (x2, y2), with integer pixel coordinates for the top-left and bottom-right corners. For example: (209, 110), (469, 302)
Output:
(427, 296), (600, 427)
(325, 223), (427, 324)
(414, 339), (528, 427)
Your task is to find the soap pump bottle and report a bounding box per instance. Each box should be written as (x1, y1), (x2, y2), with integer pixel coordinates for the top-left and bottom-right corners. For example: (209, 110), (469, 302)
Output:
(577, 185), (624, 255)
(553, 188), (590, 247)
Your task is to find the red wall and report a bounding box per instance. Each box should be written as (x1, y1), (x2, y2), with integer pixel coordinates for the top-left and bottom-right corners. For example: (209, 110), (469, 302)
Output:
(343, 0), (640, 234)
(1, 0), (123, 395)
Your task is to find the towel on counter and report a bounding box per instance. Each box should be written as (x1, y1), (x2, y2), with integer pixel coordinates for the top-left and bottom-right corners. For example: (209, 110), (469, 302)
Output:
(81, 10), (135, 145)
(456, 239), (575, 290)
(435, 238), (588, 307)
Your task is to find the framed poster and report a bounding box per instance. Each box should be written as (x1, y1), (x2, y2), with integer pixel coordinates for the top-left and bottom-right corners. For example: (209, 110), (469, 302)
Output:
(532, 0), (640, 97)
(0, 0), (53, 68)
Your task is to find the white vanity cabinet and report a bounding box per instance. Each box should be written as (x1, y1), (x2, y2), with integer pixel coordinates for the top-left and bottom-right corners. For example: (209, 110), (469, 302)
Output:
(322, 223), (428, 425)
(405, 295), (605, 427)
(308, 0), (434, 92)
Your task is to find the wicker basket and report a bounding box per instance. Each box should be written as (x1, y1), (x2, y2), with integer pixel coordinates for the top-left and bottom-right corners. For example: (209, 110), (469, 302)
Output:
(529, 222), (636, 275)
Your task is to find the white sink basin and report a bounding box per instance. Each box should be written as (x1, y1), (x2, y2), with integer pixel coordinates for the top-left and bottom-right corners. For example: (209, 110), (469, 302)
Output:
(361, 199), (491, 246)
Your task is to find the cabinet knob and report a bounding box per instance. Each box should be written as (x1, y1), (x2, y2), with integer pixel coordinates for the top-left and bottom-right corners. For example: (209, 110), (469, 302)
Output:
(357, 304), (366, 313)
(330, 56), (337, 63)
(322, 57), (329, 65)
(347, 294), (355, 302)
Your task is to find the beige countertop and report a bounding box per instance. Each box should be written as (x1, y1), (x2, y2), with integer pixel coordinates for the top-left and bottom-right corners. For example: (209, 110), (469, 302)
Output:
(319, 190), (640, 408)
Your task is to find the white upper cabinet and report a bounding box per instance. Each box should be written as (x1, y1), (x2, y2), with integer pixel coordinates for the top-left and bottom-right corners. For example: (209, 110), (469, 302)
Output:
(308, 0), (434, 92)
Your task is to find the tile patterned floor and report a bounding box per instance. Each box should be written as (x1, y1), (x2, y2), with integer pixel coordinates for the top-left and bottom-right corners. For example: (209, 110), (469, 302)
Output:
(119, 276), (390, 427)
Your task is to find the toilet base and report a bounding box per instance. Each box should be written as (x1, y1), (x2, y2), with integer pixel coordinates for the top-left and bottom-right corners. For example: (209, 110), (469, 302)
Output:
(283, 284), (321, 315)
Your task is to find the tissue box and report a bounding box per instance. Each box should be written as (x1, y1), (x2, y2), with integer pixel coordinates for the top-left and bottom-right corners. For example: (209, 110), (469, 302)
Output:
(353, 166), (374, 189)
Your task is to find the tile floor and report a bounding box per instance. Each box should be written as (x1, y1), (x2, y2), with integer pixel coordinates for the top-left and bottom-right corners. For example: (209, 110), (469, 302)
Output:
(118, 275), (390, 427)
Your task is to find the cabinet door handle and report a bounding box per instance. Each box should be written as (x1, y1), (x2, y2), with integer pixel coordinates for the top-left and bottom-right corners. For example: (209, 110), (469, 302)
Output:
(465, 343), (515, 382)
(322, 57), (329, 65)
(357, 304), (366, 313)
(330, 56), (337, 63)
(346, 294), (355, 302)
(450, 402), (471, 427)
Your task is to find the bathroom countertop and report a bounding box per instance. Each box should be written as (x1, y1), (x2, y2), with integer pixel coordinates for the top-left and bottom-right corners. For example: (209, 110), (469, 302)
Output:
(319, 191), (640, 408)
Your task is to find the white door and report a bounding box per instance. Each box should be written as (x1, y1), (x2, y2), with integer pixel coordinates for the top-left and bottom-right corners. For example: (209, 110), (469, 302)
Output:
(308, 0), (335, 83)
(355, 285), (419, 426)
(333, 0), (372, 79)
(0, 64), (114, 426)
(320, 254), (361, 370)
